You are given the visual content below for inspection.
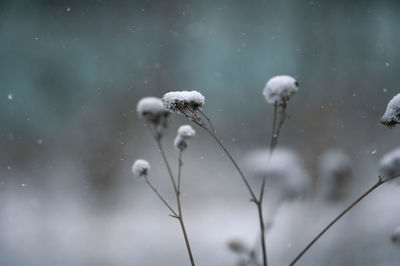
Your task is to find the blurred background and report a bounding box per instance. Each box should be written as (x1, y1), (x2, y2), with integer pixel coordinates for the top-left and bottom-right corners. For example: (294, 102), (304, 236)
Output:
(1, 0), (400, 265)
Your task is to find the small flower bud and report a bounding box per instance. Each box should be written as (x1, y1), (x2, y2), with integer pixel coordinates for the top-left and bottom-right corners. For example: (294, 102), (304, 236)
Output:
(132, 159), (150, 177)
(381, 93), (400, 128)
(263, 75), (299, 104)
(379, 147), (400, 180)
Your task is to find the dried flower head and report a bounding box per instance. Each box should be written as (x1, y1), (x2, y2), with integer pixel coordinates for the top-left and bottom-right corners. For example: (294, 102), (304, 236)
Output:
(162, 91), (205, 113)
(379, 147), (400, 180)
(177, 125), (196, 139)
(319, 148), (352, 201)
(136, 97), (169, 137)
(132, 159), (150, 177)
(381, 93), (400, 128)
(174, 125), (196, 151)
(243, 148), (310, 200)
(263, 75), (299, 104)
(391, 226), (400, 246)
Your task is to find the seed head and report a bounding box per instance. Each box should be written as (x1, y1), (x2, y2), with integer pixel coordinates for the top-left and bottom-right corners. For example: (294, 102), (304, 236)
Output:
(381, 93), (400, 128)
(263, 75), (299, 104)
(379, 147), (400, 180)
(132, 159), (150, 177)
(162, 91), (205, 114)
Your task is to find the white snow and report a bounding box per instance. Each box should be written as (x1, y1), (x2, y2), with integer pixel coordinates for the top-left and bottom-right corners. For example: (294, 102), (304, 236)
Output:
(319, 148), (352, 201)
(136, 97), (169, 132)
(162, 91), (205, 113)
(391, 226), (400, 246)
(8, 93), (12, 100)
(262, 75), (299, 104)
(174, 125), (195, 151)
(379, 147), (400, 180)
(177, 125), (195, 139)
(132, 159), (150, 177)
(381, 93), (400, 127)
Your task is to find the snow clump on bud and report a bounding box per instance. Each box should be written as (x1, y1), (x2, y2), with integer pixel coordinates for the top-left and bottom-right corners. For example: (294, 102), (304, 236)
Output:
(132, 159), (150, 177)
(262, 75), (299, 104)
(162, 91), (205, 114)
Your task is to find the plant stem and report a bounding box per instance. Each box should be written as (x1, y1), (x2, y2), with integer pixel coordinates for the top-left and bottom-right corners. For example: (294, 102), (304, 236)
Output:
(154, 137), (195, 265)
(177, 150), (183, 194)
(257, 201), (267, 266)
(155, 138), (178, 195)
(288, 178), (387, 266)
(206, 129), (257, 202)
(144, 176), (178, 218)
(176, 151), (195, 266)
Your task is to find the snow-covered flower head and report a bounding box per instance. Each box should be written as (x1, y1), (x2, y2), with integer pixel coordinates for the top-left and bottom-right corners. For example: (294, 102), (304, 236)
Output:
(162, 91), (205, 113)
(177, 125), (196, 139)
(391, 226), (400, 246)
(263, 75), (299, 104)
(379, 147), (400, 180)
(243, 148), (310, 200)
(319, 148), (352, 201)
(174, 125), (196, 151)
(132, 159), (150, 177)
(381, 93), (400, 128)
(136, 97), (169, 137)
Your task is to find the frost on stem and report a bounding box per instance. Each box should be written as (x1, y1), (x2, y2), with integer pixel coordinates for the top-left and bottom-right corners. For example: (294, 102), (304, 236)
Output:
(174, 125), (196, 151)
(136, 97), (169, 137)
(391, 226), (400, 246)
(379, 147), (400, 181)
(132, 159), (150, 177)
(162, 91), (205, 114)
(263, 75), (299, 105)
(319, 148), (352, 201)
(243, 148), (310, 200)
(381, 93), (400, 128)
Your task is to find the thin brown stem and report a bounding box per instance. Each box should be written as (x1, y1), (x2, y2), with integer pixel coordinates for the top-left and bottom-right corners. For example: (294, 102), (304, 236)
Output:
(155, 137), (178, 195)
(257, 202), (267, 266)
(144, 176), (178, 218)
(199, 109), (216, 134)
(177, 150), (183, 194)
(176, 151), (195, 266)
(153, 136), (195, 265)
(288, 177), (387, 266)
(206, 128), (257, 202)
(177, 196), (195, 266)
(268, 102), (278, 159)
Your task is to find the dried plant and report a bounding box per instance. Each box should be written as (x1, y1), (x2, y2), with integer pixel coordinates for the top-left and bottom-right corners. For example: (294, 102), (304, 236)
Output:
(135, 97), (196, 265)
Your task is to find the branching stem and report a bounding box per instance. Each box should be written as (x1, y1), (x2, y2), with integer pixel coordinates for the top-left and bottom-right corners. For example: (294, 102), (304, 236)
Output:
(288, 177), (387, 266)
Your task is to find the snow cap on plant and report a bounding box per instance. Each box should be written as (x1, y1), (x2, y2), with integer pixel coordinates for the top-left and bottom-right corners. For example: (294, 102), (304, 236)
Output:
(177, 125), (196, 139)
(379, 147), (400, 180)
(391, 226), (400, 246)
(243, 148), (310, 200)
(136, 97), (169, 137)
(136, 97), (169, 123)
(162, 91), (205, 113)
(174, 125), (196, 151)
(263, 75), (299, 104)
(132, 159), (150, 177)
(381, 93), (400, 128)
(319, 148), (352, 201)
